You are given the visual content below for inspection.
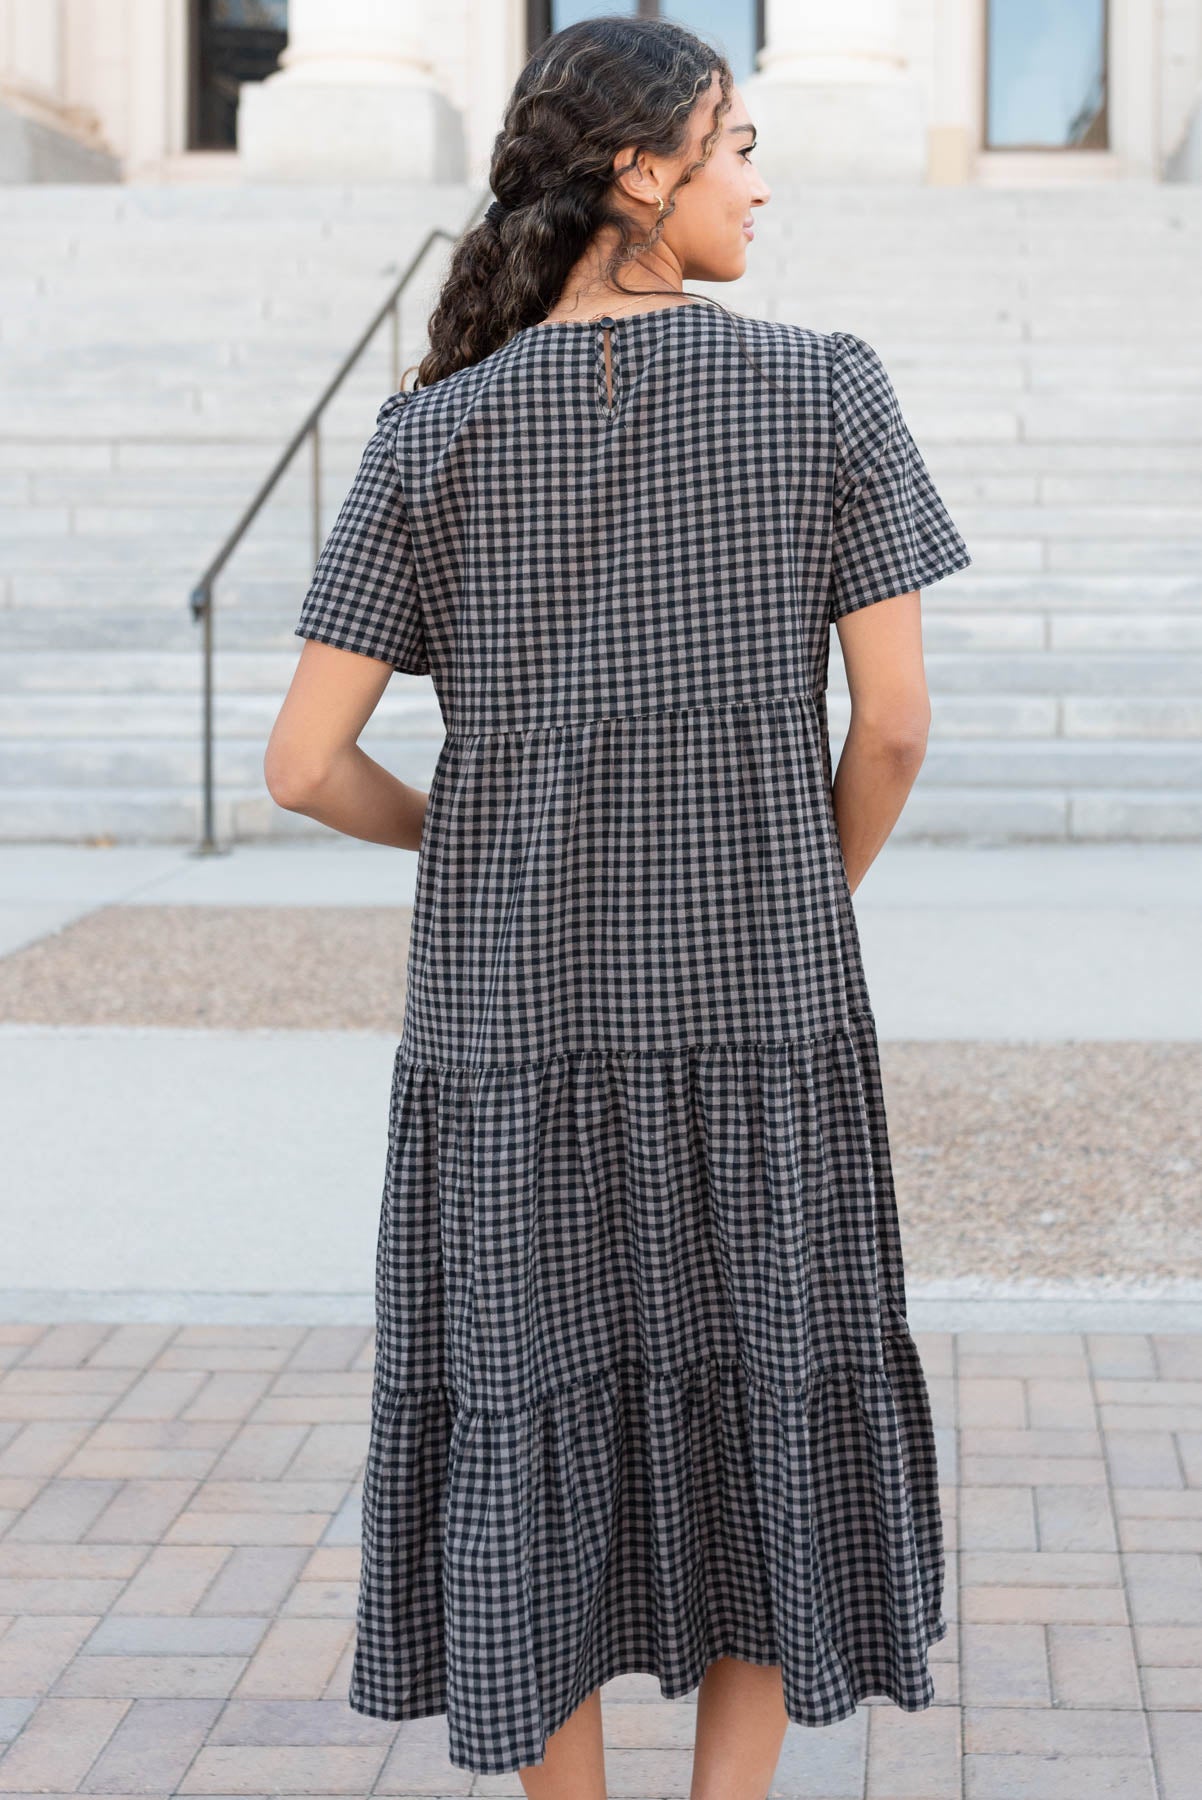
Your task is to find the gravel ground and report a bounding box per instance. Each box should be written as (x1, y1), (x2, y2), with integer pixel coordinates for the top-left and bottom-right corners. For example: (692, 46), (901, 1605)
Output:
(0, 903), (415, 1031)
(3, 903), (1199, 1285)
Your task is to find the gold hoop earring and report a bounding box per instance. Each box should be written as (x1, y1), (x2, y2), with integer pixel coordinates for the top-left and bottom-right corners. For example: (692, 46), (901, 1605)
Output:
(654, 195), (664, 214)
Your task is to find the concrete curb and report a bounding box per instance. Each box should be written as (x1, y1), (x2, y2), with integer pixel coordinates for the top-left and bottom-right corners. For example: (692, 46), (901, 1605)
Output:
(4, 1281), (1202, 1330)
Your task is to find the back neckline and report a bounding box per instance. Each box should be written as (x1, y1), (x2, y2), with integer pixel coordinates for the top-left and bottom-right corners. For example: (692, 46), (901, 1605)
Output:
(524, 301), (705, 332)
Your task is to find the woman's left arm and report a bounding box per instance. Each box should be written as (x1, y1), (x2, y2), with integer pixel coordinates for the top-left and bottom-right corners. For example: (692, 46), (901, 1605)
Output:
(264, 638), (429, 851)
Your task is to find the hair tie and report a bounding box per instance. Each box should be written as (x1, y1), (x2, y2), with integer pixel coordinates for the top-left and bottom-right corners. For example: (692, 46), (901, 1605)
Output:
(485, 198), (508, 225)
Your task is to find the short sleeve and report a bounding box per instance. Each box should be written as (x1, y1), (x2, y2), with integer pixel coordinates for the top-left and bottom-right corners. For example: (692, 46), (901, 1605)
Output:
(828, 330), (971, 623)
(293, 393), (430, 674)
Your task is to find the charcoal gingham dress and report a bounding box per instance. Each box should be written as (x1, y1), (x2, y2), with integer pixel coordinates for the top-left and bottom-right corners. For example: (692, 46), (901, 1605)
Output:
(294, 301), (971, 1776)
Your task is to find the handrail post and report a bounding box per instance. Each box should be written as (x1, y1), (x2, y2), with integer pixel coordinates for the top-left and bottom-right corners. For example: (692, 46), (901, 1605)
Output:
(190, 579), (223, 857)
(311, 421), (321, 568)
(390, 297), (400, 393)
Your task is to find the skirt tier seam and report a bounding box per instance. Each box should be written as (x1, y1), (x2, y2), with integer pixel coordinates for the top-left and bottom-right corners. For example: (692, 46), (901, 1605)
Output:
(393, 1007), (878, 1078)
(369, 1336), (922, 1417)
(441, 685), (829, 741)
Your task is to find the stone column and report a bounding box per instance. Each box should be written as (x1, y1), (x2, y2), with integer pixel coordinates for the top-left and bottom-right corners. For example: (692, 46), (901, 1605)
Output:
(0, 0), (118, 180)
(238, 0), (465, 181)
(742, 0), (926, 182)
(1166, 85), (1202, 180)
(927, 0), (974, 184)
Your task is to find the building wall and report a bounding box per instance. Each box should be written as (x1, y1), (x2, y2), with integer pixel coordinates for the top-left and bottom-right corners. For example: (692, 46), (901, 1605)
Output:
(0, 0), (189, 174)
(1163, 0), (1202, 164)
(426, 0), (523, 190)
(64, 0), (187, 175)
(1, 0), (1200, 184)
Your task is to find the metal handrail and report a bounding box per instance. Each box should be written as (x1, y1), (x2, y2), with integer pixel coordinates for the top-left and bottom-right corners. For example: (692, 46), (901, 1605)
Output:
(187, 187), (489, 855)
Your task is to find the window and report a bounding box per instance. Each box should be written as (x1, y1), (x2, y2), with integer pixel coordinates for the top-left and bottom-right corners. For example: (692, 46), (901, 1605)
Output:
(985, 0), (1108, 150)
(529, 1), (764, 86)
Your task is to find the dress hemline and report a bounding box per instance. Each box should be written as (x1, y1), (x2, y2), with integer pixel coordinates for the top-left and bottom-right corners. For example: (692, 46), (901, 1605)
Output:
(348, 1615), (949, 1775)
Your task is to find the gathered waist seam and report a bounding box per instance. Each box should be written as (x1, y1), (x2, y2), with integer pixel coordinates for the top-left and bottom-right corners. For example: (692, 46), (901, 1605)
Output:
(442, 689), (827, 741)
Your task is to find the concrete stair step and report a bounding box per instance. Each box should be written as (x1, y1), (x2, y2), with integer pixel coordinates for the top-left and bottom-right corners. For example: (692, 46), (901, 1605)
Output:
(0, 728), (430, 789)
(4, 641), (1202, 695)
(0, 687), (439, 731)
(0, 738), (438, 789)
(880, 653), (1202, 693)
(126, 443), (1202, 475)
(15, 536), (1202, 576)
(0, 537), (316, 573)
(0, 180), (1197, 843)
(18, 470), (386, 507)
(0, 783), (425, 843)
(7, 504), (1202, 549)
(4, 591), (1200, 645)
(896, 789), (1202, 842)
(5, 685), (1198, 750)
(6, 442), (1196, 482)
(3, 735), (1200, 793)
(1, 785), (1199, 849)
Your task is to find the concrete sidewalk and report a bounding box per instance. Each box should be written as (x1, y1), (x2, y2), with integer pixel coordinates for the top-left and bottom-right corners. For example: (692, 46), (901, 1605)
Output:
(3, 839), (1201, 1038)
(1, 841), (1201, 1797)
(1, 840), (1199, 1330)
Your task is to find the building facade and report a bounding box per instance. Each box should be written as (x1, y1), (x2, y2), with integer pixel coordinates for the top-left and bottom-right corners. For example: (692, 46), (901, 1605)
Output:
(2, 0), (1201, 189)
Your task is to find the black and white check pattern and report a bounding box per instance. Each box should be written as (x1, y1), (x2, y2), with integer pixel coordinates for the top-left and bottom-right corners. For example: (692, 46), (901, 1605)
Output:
(295, 305), (969, 1775)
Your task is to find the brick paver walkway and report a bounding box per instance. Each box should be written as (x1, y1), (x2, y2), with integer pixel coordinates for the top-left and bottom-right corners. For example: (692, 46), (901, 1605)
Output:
(1, 1321), (1200, 1797)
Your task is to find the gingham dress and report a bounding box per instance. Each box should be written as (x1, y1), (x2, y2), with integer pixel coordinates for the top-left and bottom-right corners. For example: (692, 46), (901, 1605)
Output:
(294, 301), (971, 1776)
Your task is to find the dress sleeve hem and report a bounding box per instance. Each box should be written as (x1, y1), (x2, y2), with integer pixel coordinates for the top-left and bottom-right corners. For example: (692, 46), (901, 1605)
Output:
(293, 620), (431, 676)
(828, 544), (973, 622)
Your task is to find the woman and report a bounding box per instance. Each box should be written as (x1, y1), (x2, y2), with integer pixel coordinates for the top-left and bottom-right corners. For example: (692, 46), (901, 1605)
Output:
(265, 16), (970, 1800)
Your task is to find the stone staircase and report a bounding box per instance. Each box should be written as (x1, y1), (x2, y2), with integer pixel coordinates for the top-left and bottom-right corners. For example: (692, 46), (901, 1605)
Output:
(1, 181), (1199, 844)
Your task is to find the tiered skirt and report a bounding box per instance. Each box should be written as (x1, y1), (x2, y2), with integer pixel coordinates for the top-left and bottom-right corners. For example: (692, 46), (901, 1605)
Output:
(348, 1008), (947, 1774)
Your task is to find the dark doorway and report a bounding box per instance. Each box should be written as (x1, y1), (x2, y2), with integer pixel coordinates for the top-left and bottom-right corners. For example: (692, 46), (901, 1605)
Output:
(188, 0), (289, 151)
